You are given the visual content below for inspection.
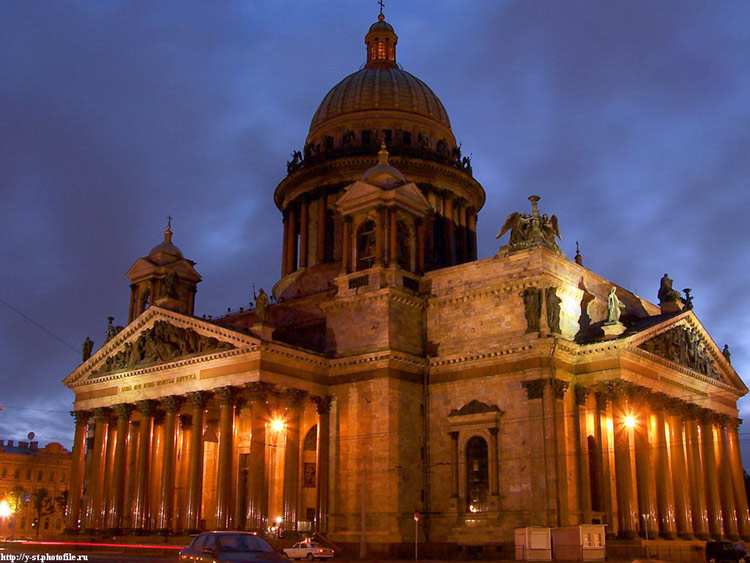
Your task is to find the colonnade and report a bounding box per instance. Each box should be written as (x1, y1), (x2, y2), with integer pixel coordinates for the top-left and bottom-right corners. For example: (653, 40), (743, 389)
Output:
(280, 190), (478, 277)
(64, 384), (331, 535)
(570, 382), (750, 541)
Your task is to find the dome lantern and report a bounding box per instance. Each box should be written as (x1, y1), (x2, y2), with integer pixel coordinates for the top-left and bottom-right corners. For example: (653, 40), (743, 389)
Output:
(365, 13), (398, 69)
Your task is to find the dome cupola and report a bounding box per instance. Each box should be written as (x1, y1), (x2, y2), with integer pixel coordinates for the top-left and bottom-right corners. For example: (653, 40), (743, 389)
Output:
(365, 13), (398, 69)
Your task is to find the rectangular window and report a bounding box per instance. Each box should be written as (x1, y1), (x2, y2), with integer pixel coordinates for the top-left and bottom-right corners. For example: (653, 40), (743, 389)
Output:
(13, 468), (20, 479)
(26, 469), (31, 480)
(49, 471), (54, 482)
(38, 471), (43, 481)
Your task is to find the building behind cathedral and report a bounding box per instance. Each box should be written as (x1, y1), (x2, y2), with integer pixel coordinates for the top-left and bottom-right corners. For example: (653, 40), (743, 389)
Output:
(63, 12), (750, 558)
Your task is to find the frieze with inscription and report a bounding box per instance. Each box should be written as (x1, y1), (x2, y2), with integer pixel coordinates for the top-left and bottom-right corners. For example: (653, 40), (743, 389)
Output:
(90, 321), (234, 378)
(639, 325), (719, 380)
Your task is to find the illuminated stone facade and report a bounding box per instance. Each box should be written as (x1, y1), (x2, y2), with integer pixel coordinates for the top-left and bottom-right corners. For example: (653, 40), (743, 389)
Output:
(63, 13), (749, 556)
(0, 440), (71, 538)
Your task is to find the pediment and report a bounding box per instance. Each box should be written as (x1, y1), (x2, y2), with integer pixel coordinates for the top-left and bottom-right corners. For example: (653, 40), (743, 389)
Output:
(336, 180), (431, 216)
(63, 307), (258, 386)
(627, 311), (743, 391)
(449, 400), (501, 417)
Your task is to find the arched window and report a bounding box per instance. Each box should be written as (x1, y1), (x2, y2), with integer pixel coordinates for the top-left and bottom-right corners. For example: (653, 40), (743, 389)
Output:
(356, 219), (376, 271)
(396, 220), (411, 270)
(466, 436), (489, 513)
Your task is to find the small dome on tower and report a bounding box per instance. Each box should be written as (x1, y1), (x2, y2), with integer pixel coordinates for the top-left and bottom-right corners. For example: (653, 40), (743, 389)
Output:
(360, 145), (406, 189)
(148, 219), (183, 261)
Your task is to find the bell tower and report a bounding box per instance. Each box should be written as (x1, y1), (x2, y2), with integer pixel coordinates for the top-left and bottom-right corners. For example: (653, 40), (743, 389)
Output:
(125, 219), (201, 322)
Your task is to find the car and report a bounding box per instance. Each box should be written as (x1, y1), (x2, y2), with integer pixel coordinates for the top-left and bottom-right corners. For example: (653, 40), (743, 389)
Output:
(179, 531), (288, 562)
(706, 540), (747, 563)
(283, 540), (335, 560)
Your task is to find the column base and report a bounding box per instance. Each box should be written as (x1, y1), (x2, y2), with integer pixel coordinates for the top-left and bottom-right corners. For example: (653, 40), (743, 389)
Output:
(727, 533), (741, 541)
(105, 528), (123, 536)
(618, 530), (638, 540)
(659, 531), (677, 540)
(186, 528), (201, 535)
(677, 532), (694, 540)
(63, 527), (81, 535)
(83, 528), (97, 535)
(133, 528), (152, 536)
(695, 532), (711, 540)
(157, 528), (172, 536)
(741, 534), (750, 541)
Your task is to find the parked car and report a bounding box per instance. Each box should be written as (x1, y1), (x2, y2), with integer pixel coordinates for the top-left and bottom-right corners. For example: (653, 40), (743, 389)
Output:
(706, 541), (747, 563)
(283, 541), (335, 560)
(179, 531), (287, 562)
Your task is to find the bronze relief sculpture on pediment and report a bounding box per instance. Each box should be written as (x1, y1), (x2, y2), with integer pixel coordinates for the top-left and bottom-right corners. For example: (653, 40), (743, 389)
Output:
(89, 321), (234, 378)
(638, 325), (719, 380)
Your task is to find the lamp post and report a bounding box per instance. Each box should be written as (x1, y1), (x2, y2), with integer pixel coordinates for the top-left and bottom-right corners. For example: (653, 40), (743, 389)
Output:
(0, 500), (10, 540)
(641, 513), (650, 561)
(413, 511), (421, 561)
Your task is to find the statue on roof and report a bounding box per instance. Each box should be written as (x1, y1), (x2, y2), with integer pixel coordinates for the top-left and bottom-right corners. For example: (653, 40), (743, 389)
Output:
(82, 337), (94, 362)
(658, 273), (682, 304)
(606, 287), (624, 324)
(255, 288), (270, 324)
(497, 195), (562, 254)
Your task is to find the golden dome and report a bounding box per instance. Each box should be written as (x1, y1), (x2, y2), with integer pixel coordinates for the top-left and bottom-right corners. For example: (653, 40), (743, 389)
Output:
(305, 15), (455, 149)
(309, 67), (452, 134)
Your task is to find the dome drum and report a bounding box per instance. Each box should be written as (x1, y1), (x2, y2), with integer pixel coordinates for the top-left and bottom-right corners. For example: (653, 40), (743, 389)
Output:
(274, 13), (486, 298)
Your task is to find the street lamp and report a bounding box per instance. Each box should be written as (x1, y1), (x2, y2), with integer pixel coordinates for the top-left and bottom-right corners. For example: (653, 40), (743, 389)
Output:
(0, 500), (13, 541)
(641, 513), (650, 561)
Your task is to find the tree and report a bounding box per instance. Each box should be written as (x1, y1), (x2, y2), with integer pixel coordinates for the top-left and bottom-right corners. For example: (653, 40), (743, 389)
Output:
(31, 488), (55, 539)
(7, 486), (26, 540)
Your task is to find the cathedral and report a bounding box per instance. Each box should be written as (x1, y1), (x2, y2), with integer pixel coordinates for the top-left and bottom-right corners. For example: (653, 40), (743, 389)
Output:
(63, 12), (750, 557)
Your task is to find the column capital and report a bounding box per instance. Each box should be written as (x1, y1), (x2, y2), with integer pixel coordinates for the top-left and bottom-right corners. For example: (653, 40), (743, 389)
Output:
(665, 397), (690, 417)
(113, 403), (135, 420)
(726, 418), (741, 431)
(161, 395), (184, 413)
(186, 390), (210, 410)
(70, 410), (91, 425)
(136, 399), (157, 417)
(215, 386), (239, 407)
(647, 391), (671, 411)
(684, 403), (703, 420)
(521, 378), (546, 400)
(574, 385), (590, 406)
(696, 407), (718, 425)
(311, 394), (332, 414)
(244, 381), (276, 404)
(551, 379), (569, 400)
(281, 388), (308, 408)
(91, 407), (112, 422)
(627, 384), (651, 407)
(594, 390), (609, 409)
(597, 379), (633, 401)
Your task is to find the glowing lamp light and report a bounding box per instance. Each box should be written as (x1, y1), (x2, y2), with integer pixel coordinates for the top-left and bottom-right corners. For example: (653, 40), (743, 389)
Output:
(275, 516), (283, 525)
(468, 504), (477, 513)
(624, 415), (636, 428)
(272, 419), (285, 432)
(0, 500), (11, 517)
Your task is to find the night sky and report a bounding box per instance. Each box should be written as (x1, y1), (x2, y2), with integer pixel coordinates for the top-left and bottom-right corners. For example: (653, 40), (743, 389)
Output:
(2, 2), (749, 464)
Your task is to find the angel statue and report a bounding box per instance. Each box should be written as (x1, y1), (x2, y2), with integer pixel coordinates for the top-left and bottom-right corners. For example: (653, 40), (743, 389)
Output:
(496, 195), (562, 254)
